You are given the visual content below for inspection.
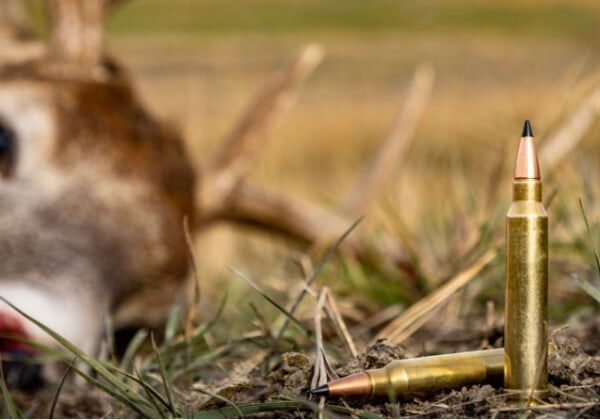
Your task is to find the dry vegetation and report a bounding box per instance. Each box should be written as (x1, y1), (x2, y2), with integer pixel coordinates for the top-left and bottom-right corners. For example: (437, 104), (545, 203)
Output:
(2, 0), (600, 417)
(111, 0), (600, 328)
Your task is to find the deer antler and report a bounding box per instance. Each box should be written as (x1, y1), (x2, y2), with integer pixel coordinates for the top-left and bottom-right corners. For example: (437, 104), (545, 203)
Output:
(0, 0), (32, 40)
(0, 0), (43, 65)
(200, 47), (433, 294)
(203, 44), (324, 216)
(343, 64), (434, 216)
(540, 84), (600, 171)
(208, 182), (423, 297)
(47, 0), (108, 72)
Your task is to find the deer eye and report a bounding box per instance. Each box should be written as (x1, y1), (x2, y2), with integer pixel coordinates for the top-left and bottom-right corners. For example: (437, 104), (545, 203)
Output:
(0, 123), (16, 178)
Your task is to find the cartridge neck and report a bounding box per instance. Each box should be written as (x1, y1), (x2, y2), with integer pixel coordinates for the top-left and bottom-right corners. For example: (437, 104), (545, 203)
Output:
(512, 179), (542, 201)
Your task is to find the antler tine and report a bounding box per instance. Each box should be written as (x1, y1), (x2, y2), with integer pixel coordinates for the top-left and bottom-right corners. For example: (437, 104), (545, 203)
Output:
(343, 64), (434, 216)
(0, 0), (44, 65)
(0, 0), (32, 40)
(48, 0), (108, 70)
(198, 48), (431, 293)
(539, 83), (600, 172)
(204, 182), (423, 298)
(205, 182), (356, 248)
(204, 44), (324, 209)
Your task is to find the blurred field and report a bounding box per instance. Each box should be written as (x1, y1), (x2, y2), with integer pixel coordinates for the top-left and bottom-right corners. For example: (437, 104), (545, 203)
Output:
(104, 0), (600, 335)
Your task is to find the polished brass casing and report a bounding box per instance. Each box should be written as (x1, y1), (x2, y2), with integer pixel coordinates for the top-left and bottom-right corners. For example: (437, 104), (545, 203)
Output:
(504, 179), (548, 400)
(367, 348), (504, 398)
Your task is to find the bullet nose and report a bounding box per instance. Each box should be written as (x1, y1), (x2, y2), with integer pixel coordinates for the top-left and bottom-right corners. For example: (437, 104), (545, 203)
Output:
(1, 349), (45, 391)
(311, 384), (330, 396)
(522, 120), (534, 137)
(515, 120), (540, 180)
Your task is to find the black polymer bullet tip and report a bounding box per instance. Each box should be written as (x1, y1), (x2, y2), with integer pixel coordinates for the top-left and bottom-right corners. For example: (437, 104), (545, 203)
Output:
(522, 120), (534, 137)
(311, 384), (330, 396)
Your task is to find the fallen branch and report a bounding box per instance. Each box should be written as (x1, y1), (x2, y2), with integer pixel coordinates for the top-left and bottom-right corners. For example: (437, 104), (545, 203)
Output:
(311, 289), (333, 419)
(323, 288), (358, 358)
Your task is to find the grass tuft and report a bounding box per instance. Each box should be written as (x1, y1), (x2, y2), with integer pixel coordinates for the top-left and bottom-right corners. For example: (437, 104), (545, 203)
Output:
(577, 198), (600, 303)
(0, 355), (21, 418)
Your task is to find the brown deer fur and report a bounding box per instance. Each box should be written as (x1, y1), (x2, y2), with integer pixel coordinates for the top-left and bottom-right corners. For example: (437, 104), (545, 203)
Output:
(0, 58), (196, 357)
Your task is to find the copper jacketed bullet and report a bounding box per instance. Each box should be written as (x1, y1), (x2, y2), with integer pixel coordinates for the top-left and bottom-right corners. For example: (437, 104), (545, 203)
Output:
(311, 348), (504, 399)
(504, 120), (548, 401)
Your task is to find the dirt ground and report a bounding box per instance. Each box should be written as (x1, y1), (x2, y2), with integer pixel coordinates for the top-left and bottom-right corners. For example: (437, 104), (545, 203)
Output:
(9, 316), (599, 419)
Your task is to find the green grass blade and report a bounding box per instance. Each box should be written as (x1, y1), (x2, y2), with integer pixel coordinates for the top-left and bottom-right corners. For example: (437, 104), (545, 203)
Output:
(171, 344), (230, 381)
(0, 356), (21, 418)
(66, 361), (159, 418)
(231, 220), (362, 341)
(579, 198), (600, 277)
(48, 357), (76, 418)
(164, 305), (182, 343)
(135, 367), (169, 418)
(0, 297), (156, 418)
(156, 291), (228, 364)
(192, 400), (376, 418)
(307, 218), (363, 288)
(578, 198), (600, 302)
(109, 366), (172, 412)
(193, 401), (308, 418)
(277, 218), (363, 339)
(194, 290), (229, 338)
(578, 278), (600, 303)
(192, 388), (244, 418)
(0, 333), (69, 362)
(120, 328), (148, 372)
(151, 334), (178, 416)
(102, 313), (116, 363)
(229, 267), (314, 337)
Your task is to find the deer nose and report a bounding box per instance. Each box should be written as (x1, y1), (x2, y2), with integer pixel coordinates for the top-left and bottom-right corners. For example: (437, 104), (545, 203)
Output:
(0, 310), (45, 390)
(1, 348), (45, 391)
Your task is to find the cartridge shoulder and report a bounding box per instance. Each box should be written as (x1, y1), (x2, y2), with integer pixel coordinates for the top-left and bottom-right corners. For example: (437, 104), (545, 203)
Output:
(507, 201), (547, 218)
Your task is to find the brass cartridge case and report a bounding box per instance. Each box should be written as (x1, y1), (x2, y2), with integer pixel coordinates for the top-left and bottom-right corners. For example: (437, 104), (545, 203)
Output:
(504, 179), (548, 400)
(326, 348), (504, 399)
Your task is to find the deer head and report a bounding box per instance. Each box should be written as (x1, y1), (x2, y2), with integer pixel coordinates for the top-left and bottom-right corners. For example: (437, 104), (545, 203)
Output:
(0, 0), (195, 385)
(0, 0), (442, 390)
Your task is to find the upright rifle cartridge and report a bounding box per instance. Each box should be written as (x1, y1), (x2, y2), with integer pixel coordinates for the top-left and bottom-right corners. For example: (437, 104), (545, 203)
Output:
(311, 348), (504, 399)
(504, 120), (548, 400)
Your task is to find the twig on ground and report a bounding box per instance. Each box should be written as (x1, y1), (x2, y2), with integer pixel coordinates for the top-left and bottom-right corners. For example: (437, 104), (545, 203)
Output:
(184, 216), (202, 337)
(48, 357), (77, 418)
(352, 303), (404, 338)
(323, 289), (358, 358)
(312, 289), (330, 419)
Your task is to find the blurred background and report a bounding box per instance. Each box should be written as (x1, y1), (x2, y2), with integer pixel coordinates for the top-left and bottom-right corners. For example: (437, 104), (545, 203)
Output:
(100, 0), (599, 343)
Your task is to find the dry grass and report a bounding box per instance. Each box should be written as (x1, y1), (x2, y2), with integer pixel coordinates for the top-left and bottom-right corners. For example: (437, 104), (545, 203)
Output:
(109, 20), (600, 328)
